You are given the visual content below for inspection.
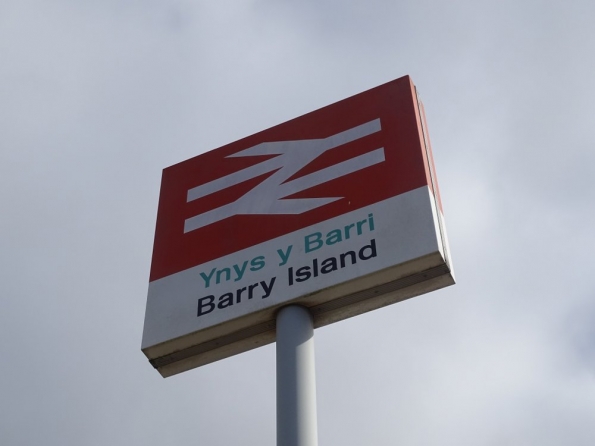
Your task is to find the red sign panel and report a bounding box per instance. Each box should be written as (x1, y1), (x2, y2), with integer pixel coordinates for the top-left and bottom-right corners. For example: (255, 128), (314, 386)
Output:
(151, 75), (438, 282)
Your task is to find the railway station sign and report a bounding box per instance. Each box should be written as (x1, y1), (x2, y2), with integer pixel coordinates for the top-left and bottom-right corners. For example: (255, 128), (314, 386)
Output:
(142, 75), (454, 377)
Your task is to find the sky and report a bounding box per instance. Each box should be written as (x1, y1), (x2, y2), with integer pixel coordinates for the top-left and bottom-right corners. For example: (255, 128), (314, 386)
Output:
(1, 1), (594, 445)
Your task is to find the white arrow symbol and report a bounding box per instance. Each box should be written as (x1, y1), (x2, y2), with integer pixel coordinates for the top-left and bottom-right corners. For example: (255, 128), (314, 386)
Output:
(184, 119), (385, 233)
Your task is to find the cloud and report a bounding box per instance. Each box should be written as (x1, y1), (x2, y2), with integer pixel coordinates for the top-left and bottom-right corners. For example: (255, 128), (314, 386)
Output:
(1, 1), (594, 445)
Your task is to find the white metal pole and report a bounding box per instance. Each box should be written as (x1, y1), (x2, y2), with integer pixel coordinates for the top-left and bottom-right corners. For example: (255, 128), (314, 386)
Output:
(276, 305), (318, 446)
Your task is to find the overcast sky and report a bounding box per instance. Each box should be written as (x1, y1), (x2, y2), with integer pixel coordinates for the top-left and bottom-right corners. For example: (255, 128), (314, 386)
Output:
(1, 1), (594, 445)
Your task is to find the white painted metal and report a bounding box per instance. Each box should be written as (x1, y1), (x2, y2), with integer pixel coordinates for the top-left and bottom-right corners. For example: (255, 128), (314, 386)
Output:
(276, 305), (318, 446)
